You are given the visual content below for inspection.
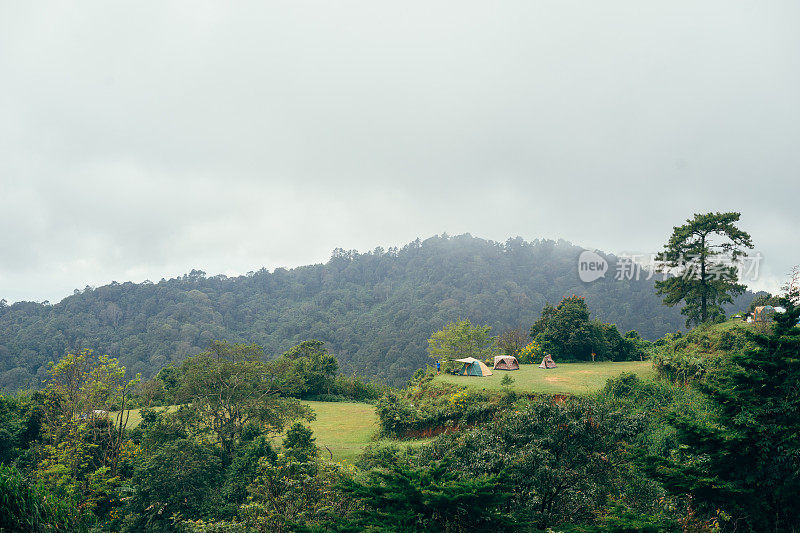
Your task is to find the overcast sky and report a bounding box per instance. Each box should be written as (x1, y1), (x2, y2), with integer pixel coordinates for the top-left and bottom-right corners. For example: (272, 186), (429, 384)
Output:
(1, 1), (798, 304)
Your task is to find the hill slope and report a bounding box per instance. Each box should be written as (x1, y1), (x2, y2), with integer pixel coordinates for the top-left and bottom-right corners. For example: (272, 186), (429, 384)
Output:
(436, 361), (655, 395)
(0, 234), (751, 389)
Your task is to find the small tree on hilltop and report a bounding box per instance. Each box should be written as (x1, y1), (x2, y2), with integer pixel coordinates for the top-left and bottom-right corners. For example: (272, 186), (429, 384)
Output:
(428, 319), (497, 372)
(748, 292), (780, 312)
(530, 297), (642, 362)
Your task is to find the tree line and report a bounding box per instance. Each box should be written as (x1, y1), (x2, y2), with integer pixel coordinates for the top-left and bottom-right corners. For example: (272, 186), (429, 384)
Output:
(427, 297), (653, 371)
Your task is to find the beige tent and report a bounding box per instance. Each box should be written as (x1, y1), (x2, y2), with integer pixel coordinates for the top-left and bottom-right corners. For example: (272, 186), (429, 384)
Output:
(454, 357), (493, 377)
(493, 355), (520, 371)
(538, 354), (557, 369)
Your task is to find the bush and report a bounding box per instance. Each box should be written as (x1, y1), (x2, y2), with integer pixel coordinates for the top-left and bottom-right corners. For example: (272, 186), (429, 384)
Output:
(0, 464), (86, 532)
(375, 391), (418, 437)
(375, 380), (504, 438)
(518, 341), (543, 364)
(331, 374), (387, 402)
(125, 439), (224, 531)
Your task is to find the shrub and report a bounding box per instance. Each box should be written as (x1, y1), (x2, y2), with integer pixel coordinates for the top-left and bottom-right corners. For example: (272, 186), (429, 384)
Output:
(0, 464), (86, 532)
(518, 341), (543, 364)
(375, 380), (502, 438)
(331, 374), (387, 402)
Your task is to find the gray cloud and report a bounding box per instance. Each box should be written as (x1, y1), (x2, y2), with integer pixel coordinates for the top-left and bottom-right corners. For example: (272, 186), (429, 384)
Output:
(1, 0), (798, 303)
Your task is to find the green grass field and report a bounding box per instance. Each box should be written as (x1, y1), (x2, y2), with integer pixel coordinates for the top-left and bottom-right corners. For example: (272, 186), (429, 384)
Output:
(435, 360), (655, 394)
(113, 401), (385, 464)
(303, 400), (381, 463)
(111, 404), (176, 429)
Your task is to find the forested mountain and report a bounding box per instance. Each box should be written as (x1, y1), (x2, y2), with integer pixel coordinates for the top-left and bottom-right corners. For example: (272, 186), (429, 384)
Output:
(0, 234), (752, 389)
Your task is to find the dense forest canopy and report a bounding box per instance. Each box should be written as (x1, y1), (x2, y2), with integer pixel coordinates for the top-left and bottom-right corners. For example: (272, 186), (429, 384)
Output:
(0, 234), (752, 389)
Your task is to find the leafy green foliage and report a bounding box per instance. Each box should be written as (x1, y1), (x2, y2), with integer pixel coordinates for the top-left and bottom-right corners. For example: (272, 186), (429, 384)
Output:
(141, 340), (384, 406)
(423, 396), (649, 530)
(531, 296), (595, 360)
(644, 286), (800, 531)
(219, 435), (277, 516)
(567, 502), (681, 533)
(0, 392), (41, 466)
(336, 461), (513, 532)
(175, 341), (314, 463)
(276, 340), (339, 398)
(33, 350), (138, 520)
(496, 326), (529, 358)
(124, 439), (224, 532)
(0, 464), (87, 533)
(283, 422), (317, 463)
(238, 451), (352, 532)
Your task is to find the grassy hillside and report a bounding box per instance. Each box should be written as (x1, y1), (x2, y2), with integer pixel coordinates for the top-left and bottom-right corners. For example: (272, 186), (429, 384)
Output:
(657, 318), (753, 357)
(651, 317), (757, 382)
(435, 361), (655, 395)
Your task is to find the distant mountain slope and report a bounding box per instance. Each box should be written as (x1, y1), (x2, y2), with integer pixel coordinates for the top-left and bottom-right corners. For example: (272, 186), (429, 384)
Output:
(0, 234), (752, 389)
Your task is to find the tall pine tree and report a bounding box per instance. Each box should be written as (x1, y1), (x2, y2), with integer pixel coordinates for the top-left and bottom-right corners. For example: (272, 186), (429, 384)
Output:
(655, 212), (753, 326)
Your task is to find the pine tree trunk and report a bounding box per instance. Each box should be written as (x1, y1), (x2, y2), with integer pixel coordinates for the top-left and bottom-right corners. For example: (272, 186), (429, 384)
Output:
(700, 235), (707, 323)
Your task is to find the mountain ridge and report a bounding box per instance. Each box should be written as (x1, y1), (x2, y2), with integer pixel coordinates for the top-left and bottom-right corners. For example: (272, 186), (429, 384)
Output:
(0, 234), (752, 389)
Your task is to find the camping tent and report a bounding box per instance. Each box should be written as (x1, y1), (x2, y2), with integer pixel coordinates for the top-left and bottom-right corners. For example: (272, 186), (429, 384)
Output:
(455, 357), (493, 377)
(538, 354), (557, 369)
(493, 355), (520, 371)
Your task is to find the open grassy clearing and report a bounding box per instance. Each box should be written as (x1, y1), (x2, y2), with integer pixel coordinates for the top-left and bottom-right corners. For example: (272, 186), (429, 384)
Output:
(302, 400), (381, 463)
(113, 400), (420, 464)
(435, 360), (655, 394)
(111, 404), (177, 428)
